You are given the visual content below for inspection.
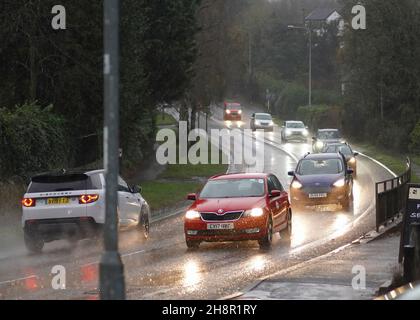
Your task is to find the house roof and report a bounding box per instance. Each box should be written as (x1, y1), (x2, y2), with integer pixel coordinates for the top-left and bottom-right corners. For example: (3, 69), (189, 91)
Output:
(305, 8), (340, 21)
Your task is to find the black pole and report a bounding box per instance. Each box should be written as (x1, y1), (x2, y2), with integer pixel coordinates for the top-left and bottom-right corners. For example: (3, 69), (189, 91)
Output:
(100, 0), (126, 300)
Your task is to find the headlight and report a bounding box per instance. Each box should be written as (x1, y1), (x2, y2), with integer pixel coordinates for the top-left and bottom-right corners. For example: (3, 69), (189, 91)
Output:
(333, 178), (345, 188)
(340, 140), (346, 144)
(244, 208), (264, 217)
(316, 141), (324, 149)
(185, 210), (200, 219)
(303, 129), (309, 136)
(268, 121), (274, 126)
(226, 110), (231, 114)
(291, 180), (303, 189)
(238, 110), (242, 115)
(285, 129), (292, 136)
(349, 157), (356, 164)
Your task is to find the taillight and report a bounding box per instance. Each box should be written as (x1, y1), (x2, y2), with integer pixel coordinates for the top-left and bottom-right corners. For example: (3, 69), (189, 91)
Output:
(22, 198), (36, 208)
(79, 194), (99, 204)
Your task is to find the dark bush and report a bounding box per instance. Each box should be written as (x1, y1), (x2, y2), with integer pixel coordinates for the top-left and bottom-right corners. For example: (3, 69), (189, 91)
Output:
(0, 102), (71, 179)
(297, 105), (343, 131)
(409, 121), (420, 154)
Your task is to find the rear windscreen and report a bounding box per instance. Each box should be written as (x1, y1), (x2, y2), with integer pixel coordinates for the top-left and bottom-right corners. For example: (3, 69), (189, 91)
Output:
(28, 174), (90, 193)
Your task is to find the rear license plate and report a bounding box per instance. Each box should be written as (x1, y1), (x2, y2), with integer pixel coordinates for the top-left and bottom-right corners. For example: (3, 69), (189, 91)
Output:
(207, 223), (234, 230)
(47, 198), (70, 205)
(309, 193), (327, 199)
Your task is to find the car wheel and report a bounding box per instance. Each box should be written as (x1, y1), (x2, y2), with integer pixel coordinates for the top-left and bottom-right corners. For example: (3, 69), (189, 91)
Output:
(341, 197), (352, 211)
(24, 230), (44, 254)
(186, 240), (200, 249)
(259, 218), (273, 250)
(138, 209), (150, 240)
(281, 209), (292, 240)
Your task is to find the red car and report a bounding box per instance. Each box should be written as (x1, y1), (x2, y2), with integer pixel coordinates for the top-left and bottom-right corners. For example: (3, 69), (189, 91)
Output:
(184, 173), (292, 250)
(223, 102), (242, 122)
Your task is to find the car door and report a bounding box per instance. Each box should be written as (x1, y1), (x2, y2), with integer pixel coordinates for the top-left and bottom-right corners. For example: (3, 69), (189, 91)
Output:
(118, 176), (139, 223)
(271, 175), (288, 228)
(267, 176), (282, 230)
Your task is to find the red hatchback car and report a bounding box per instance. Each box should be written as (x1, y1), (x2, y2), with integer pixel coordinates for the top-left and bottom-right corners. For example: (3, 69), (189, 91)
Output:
(184, 173), (292, 250)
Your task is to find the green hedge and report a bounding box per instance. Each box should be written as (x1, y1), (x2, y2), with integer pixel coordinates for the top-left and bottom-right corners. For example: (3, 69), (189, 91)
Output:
(297, 105), (343, 130)
(410, 120), (420, 154)
(0, 103), (71, 179)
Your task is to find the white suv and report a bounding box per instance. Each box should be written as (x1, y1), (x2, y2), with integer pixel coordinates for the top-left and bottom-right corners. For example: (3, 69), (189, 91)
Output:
(22, 170), (150, 253)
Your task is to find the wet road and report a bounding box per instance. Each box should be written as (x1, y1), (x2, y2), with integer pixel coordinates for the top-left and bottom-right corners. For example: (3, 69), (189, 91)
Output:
(0, 105), (394, 299)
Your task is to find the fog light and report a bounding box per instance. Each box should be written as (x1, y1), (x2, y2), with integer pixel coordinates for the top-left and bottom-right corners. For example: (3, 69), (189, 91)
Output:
(187, 230), (198, 235)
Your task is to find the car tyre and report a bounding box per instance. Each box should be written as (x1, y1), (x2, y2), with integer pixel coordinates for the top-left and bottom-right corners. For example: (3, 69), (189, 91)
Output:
(138, 209), (150, 240)
(280, 209), (292, 240)
(186, 240), (200, 249)
(259, 218), (273, 250)
(24, 230), (44, 254)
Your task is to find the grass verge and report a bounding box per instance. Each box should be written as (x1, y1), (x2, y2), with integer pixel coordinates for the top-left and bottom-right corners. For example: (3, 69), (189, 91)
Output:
(156, 113), (177, 126)
(355, 142), (420, 183)
(140, 181), (202, 211)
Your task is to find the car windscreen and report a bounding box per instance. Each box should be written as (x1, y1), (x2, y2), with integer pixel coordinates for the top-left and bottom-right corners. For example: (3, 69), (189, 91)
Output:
(325, 145), (353, 156)
(287, 122), (304, 128)
(318, 131), (340, 139)
(226, 104), (241, 110)
(200, 178), (265, 198)
(28, 174), (89, 192)
(256, 114), (272, 120)
(297, 159), (344, 175)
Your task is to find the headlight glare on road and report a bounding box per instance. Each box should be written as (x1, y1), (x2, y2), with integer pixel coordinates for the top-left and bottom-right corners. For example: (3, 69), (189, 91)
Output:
(292, 180), (303, 189)
(185, 210), (200, 219)
(333, 178), (345, 188)
(349, 157), (356, 164)
(245, 208), (264, 217)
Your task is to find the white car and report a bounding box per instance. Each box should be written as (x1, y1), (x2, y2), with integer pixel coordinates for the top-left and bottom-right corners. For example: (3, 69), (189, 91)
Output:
(250, 113), (275, 132)
(281, 121), (309, 143)
(21, 170), (150, 253)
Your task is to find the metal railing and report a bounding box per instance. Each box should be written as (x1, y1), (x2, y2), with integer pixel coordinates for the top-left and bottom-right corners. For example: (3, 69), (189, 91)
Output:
(375, 157), (411, 232)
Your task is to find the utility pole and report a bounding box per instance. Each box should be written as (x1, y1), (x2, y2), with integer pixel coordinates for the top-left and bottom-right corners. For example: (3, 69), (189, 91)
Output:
(308, 22), (312, 108)
(100, 0), (126, 300)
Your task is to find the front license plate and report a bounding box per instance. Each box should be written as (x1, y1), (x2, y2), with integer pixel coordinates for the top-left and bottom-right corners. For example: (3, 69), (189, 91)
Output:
(309, 193), (327, 199)
(47, 198), (70, 205)
(207, 223), (234, 230)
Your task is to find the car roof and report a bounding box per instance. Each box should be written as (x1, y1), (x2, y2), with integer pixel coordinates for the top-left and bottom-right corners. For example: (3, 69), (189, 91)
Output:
(325, 143), (350, 148)
(31, 169), (105, 179)
(286, 120), (304, 123)
(318, 128), (339, 132)
(303, 153), (343, 160)
(210, 172), (269, 180)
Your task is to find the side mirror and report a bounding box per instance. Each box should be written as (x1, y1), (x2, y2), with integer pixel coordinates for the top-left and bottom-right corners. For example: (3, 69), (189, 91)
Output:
(347, 169), (354, 175)
(187, 193), (197, 201)
(354, 152), (359, 157)
(288, 171), (295, 177)
(131, 185), (141, 194)
(270, 190), (282, 198)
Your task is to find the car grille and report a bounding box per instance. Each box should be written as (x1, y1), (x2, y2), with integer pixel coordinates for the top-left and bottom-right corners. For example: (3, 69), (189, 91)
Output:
(200, 211), (243, 221)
